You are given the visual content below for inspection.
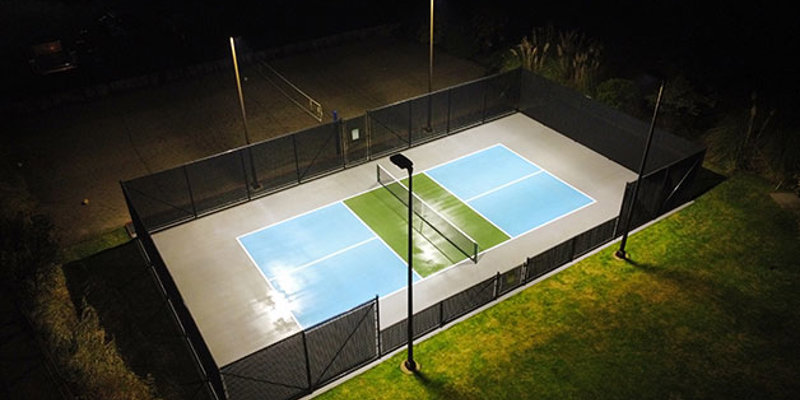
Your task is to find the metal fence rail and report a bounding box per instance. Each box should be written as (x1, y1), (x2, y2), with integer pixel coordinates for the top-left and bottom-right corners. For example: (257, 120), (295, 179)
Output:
(121, 68), (708, 400)
(122, 69), (521, 233)
(215, 214), (623, 400)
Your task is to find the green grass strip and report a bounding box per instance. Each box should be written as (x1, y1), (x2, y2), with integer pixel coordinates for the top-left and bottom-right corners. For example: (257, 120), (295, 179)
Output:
(60, 226), (131, 263)
(324, 173), (800, 399)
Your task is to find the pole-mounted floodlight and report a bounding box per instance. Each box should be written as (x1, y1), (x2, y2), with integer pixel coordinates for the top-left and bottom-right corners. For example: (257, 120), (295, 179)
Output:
(229, 36), (260, 189)
(425, 0), (434, 132)
(616, 81), (665, 260)
(390, 153), (416, 373)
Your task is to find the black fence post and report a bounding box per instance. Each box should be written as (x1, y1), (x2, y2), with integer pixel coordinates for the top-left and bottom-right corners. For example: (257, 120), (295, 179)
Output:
(481, 79), (489, 123)
(374, 295), (381, 357)
(239, 150), (252, 201)
(616, 81), (665, 260)
(446, 88), (452, 134)
(568, 237), (576, 262)
(407, 101), (413, 147)
(301, 331), (313, 393)
(365, 111), (373, 161)
(492, 271), (500, 300)
(291, 134), (302, 183)
(524, 257), (532, 282)
(182, 166), (197, 218)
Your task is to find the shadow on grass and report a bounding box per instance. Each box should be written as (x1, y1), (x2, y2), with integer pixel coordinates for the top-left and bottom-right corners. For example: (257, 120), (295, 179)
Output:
(622, 253), (796, 346)
(412, 369), (476, 400)
(62, 241), (214, 400)
(621, 256), (716, 295)
(686, 167), (727, 200)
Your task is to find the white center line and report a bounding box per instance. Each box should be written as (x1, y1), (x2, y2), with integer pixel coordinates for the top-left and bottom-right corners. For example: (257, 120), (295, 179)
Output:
(464, 170), (544, 203)
(270, 237), (378, 281)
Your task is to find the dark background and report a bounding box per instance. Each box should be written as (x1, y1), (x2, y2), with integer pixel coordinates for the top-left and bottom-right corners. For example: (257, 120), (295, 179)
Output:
(2, 0), (798, 114)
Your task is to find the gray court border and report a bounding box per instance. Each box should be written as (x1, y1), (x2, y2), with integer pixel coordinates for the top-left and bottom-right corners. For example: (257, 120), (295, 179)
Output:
(152, 113), (637, 367)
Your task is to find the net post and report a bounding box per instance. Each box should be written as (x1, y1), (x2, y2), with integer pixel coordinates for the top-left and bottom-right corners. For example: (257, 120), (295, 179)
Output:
(378, 163), (479, 264)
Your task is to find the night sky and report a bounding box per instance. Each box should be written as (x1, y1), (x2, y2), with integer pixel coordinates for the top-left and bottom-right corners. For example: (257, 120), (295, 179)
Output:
(2, 0), (798, 110)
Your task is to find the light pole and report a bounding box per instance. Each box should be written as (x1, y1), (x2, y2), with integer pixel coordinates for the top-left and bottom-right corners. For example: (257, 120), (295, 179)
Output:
(229, 36), (260, 189)
(428, 0), (434, 96)
(615, 81), (665, 260)
(425, 0), (434, 131)
(390, 153), (416, 373)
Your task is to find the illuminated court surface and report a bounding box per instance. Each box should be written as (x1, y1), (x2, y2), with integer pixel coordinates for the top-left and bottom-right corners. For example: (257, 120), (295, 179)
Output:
(153, 113), (637, 367)
(236, 144), (593, 330)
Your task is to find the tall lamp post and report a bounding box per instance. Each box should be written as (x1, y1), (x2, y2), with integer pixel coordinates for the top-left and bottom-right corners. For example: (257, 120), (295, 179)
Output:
(229, 36), (260, 189)
(425, 0), (435, 131)
(615, 81), (665, 260)
(390, 153), (417, 373)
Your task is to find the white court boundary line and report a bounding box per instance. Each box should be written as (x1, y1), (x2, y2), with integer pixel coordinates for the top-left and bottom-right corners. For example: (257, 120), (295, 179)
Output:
(342, 204), (424, 281)
(237, 202), (421, 329)
(382, 142), (601, 285)
(300, 200), (697, 400)
(236, 142), (602, 308)
(447, 169), (597, 240)
(268, 237), (378, 282)
(423, 172), (512, 239)
(235, 238), (303, 328)
(497, 143), (596, 203)
(378, 164), (480, 258)
(463, 170), (544, 203)
(424, 142), (597, 239)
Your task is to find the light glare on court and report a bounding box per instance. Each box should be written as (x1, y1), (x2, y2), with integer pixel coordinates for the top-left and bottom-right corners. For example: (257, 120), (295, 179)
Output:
(272, 269), (302, 295)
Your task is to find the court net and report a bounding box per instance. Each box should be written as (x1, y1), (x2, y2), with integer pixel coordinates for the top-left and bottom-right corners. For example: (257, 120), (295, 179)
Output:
(377, 164), (479, 263)
(255, 60), (323, 122)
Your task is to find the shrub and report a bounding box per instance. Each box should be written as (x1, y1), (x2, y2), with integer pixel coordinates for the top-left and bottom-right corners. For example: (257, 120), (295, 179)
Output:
(649, 75), (715, 138)
(703, 90), (800, 193)
(1, 166), (158, 399)
(508, 25), (603, 93)
(30, 264), (157, 399)
(594, 78), (642, 116)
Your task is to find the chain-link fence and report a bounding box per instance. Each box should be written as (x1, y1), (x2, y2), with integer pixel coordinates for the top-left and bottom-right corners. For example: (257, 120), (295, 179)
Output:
(216, 214), (621, 400)
(518, 71), (702, 174)
(123, 69), (521, 233)
(121, 68), (707, 400)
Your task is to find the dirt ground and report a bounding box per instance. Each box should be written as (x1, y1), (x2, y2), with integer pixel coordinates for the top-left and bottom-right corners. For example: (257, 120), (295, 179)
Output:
(6, 35), (485, 245)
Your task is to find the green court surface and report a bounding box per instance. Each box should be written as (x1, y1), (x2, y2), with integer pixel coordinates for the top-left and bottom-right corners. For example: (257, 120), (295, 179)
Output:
(345, 173), (509, 277)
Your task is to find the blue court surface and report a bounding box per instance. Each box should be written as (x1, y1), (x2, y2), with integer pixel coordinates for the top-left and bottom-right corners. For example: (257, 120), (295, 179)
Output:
(238, 202), (419, 328)
(426, 144), (595, 237)
(238, 144), (594, 328)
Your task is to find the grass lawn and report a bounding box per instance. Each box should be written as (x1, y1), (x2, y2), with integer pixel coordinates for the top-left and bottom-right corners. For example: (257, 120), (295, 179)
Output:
(318, 173), (800, 399)
(345, 172), (508, 277)
(59, 226), (131, 263)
